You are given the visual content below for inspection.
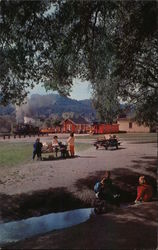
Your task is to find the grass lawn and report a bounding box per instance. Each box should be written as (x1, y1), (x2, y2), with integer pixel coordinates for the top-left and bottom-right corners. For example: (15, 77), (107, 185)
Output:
(75, 142), (92, 153)
(0, 133), (156, 167)
(0, 141), (91, 168)
(76, 133), (157, 143)
(0, 142), (32, 168)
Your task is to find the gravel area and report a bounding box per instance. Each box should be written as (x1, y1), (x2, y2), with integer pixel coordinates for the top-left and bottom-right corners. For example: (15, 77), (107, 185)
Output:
(0, 137), (157, 249)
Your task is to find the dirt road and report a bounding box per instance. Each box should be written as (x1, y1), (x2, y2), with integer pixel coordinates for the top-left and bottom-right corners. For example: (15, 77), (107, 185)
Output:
(0, 140), (156, 195)
(0, 138), (157, 249)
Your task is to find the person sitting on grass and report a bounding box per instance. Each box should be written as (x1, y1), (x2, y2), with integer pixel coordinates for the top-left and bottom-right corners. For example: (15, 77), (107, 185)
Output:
(94, 171), (120, 206)
(135, 176), (153, 204)
(33, 138), (43, 160)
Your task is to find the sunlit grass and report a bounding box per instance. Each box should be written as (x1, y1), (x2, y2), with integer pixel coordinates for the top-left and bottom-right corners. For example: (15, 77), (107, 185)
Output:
(76, 133), (157, 143)
(0, 141), (92, 168)
(0, 142), (32, 168)
(75, 142), (92, 153)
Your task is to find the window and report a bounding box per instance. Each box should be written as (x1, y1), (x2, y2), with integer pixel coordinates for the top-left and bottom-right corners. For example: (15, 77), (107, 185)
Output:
(129, 122), (133, 129)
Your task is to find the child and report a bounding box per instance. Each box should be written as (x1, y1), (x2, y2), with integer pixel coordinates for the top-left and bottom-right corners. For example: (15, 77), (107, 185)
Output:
(52, 135), (59, 146)
(67, 132), (75, 157)
(95, 171), (120, 206)
(52, 135), (59, 157)
(33, 138), (43, 160)
(135, 176), (153, 203)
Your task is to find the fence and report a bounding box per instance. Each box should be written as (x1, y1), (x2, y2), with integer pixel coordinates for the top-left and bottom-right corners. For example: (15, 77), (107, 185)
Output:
(0, 133), (49, 140)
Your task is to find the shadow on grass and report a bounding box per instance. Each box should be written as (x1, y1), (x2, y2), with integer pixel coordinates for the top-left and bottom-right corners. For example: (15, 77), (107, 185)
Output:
(78, 156), (97, 158)
(130, 141), (156, 144)
(107, 147), (126, 151)
(42, 155), (79, 161)
(142, 156), (157, 160)
(131, 157), (157, 175)
(94, 147), (126, 151)
(75, 157), (157, 203)
(1, 157), (157, 223)
(0, 188), (90, 222)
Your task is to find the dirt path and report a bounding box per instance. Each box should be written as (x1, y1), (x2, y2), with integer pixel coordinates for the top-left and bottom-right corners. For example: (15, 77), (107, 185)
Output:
(0, 141), (156, 195)
(0, 139), (157, 249)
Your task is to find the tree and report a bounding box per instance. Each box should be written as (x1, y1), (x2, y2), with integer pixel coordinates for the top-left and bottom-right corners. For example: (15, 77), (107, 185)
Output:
(92, 79), (120, 123)
(0, 1), (49, 104)
(0, 0), (157, 125)
(112, 1), (158, 125)
(52, 118), (62, 127)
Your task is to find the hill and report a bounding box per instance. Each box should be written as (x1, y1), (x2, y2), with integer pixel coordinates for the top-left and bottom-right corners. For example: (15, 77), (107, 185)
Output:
(0, 104), (15, 116)
(15, 94), (96, 122)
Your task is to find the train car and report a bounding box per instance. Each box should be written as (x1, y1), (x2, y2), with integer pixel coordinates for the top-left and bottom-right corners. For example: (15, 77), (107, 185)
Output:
(91, 123), (119, 134)
(40, 127), (55, 134)
(40, 126), (61, 134)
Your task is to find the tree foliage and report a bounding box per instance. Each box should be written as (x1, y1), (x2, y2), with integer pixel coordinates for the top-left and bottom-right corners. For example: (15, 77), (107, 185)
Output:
(0, 0), (157, 125)
(92, 79), (120, 123)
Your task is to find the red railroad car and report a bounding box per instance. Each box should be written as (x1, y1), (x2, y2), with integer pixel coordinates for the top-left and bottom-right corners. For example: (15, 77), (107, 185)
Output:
(92, 123), (119, 134)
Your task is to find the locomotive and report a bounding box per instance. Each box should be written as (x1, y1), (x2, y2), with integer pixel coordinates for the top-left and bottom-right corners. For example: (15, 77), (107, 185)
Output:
(13, 123), (39, 135)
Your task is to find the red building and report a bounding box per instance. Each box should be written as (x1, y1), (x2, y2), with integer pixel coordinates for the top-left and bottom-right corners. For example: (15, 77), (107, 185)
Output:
(39, 117), (119, 135)
(61, 117), (91, 133)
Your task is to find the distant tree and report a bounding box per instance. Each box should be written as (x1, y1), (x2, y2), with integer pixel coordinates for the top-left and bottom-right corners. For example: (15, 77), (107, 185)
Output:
(44, 119), (52, 128)
(92, 79), (120, 123)
(52, 118), (62, 127)
(134, 92), (158, 126)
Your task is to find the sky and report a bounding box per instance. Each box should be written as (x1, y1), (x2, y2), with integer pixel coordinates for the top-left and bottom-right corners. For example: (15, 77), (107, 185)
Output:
(28, 6), (93, 101)
(29, 79), (92, 100)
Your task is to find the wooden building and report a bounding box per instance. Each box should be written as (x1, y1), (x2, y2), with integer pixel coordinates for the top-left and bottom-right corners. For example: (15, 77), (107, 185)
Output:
(117, 110), (150, 132)
(61, 117), (91, 133)
(118, 117), (150, 133)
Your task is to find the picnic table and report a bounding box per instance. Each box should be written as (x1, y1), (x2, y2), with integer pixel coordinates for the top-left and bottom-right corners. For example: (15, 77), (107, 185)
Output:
(41, 142), (69, 159)
(93, 138), (121, 150)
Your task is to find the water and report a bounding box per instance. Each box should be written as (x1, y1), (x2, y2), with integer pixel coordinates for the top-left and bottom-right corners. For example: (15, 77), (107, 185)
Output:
(0, 208), (94, 246)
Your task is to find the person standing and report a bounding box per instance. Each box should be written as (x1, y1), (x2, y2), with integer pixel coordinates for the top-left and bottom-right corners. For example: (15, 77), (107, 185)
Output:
(52, 135), (59, 157)
(67, 132), (75, 157)
(33, 138), (43, 160)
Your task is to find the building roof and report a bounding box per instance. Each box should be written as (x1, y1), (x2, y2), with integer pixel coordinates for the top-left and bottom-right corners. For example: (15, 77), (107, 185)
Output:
(62, 116), (90, 125)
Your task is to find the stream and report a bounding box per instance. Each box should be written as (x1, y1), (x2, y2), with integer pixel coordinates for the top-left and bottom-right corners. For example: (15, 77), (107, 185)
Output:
(0, 208), (94, 246)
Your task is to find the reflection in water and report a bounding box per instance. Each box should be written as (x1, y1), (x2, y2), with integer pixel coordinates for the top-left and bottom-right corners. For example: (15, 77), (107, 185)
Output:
(0, 208), (94, 246)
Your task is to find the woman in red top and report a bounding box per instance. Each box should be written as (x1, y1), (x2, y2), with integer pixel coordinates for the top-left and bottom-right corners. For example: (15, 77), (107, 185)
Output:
(135, 176), (153, 203)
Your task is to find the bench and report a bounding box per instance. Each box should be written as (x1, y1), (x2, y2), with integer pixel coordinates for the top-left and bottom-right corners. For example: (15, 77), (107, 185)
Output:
(42, 143), (69, 159)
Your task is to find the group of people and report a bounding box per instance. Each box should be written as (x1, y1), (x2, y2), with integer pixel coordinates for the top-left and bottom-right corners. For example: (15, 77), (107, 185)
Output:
(100, 134), (119, 141)
(94, 171), (153, 210)
(32, 132), (75, 160)
(33, 134), (153, 207)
